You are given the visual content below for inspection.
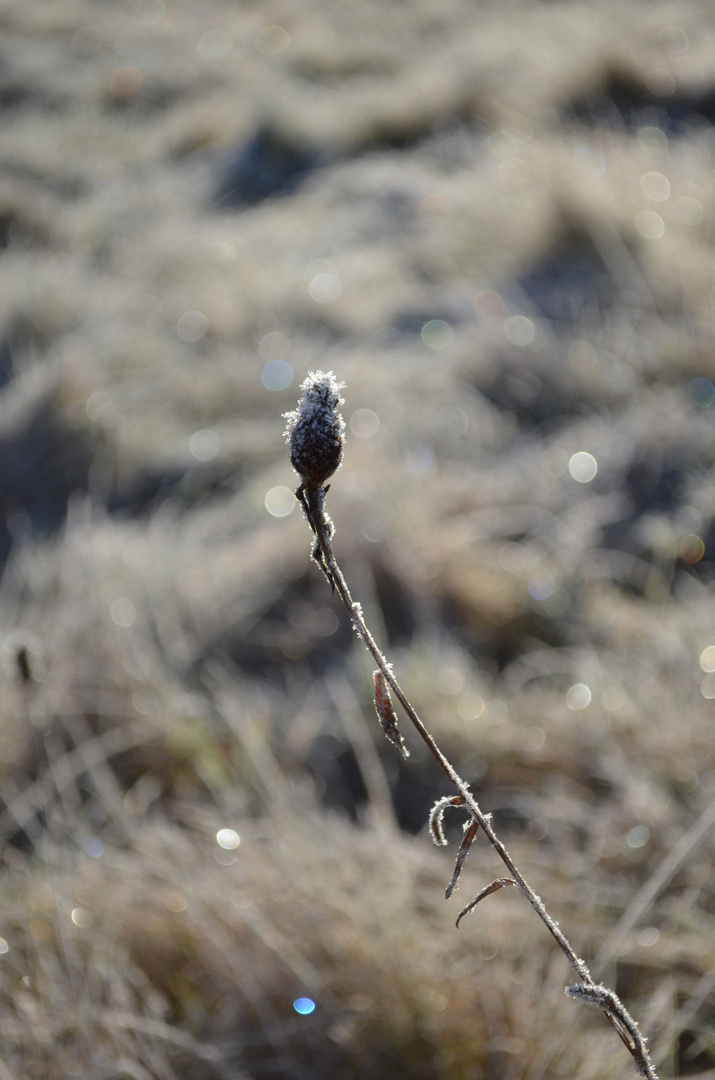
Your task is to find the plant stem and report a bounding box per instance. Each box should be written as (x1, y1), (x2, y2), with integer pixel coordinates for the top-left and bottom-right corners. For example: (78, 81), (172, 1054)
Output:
(303, 483), (658, 1080)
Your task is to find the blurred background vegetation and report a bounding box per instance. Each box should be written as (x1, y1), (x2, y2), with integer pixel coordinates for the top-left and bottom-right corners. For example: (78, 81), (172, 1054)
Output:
(0, 0), (714, 1076)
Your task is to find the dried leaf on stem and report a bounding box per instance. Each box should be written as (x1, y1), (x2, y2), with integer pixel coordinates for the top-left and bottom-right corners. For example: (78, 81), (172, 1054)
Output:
(445, 819), (480, 899)
(374, 670), (410, 760)
(429, 794), (464, 847)
(456, 878), (517, 928)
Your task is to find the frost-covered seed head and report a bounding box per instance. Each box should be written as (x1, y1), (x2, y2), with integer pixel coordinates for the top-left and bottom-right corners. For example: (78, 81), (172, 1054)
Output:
(284, 370), (346, 485)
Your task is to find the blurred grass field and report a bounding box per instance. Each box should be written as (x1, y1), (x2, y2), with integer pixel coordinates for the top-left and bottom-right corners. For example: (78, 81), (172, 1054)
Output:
(0, 0), (714, 1076)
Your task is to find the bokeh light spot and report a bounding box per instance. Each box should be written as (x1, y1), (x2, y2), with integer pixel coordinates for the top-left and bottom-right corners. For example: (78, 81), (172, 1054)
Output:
(637, 125), (668, 153)
(528, 573), (555, 600)
(265, 486), (295, 518)
(404, 445), (433, 473)
(349, 409), (380, 438)
(701, 673), (715, 699)
(568, 340), (598, 371)
(699, 645), (715, 672)
(259, 331), (291, 362)
(210, 240), (236, 263)
(142, 0), (166, 26)
(81, 837), (104, 858)
(565, 683), (591, 710)
(640, 172), (670, 201)
(164, 891), (188, 913)
(0, 938), (8, 955)
(602, 686), (627, 712)
(635, 211), (664, 239)
(308, 273), (343, 304)
(109, 67), (143, 97)
(262, 359), (294, 391)
(190, 429), (220, 461)
(214, 847), (239, 865)
(71, 908), (92, 928)
(484, 699), (508, 724)
(643, 69), (675, 96)
(674, 196), (703, 225)
(568, 452), (598, 483)
(474, 290), (504, 318)
(658, 25), (688, 52)
(674, 54), (703, 84)
(293, 997), (316, 1015)
(679, 534), (705, 564)
(110, 599), (136, 628)
(255, 26), (291, 55)
(421, 320), (453, 350)
(523, 726), (545, 752)
(627, 826), (649, 849)
(503, 315), (535, 347)
(456, 692), (484, 720)
(216, 828), (241, 850)
(198, 30), (233, 59)
(435, 666), (465, 696)
(360, 516), (385, 543)
(688, 376), (715, 407)
(442, 406), (468, 436)
(499, 542), (530, 572)
(177, 311), (208, 342)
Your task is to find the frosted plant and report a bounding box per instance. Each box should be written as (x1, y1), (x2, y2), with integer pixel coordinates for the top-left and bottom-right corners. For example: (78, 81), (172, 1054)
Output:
(283, 374), (658, 1079)
(284, 371), (346, 587)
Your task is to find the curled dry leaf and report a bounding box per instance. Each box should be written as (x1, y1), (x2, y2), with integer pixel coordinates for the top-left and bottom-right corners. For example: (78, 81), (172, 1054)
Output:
(429, 793), (464, 847)
(456, 878), (517, 928)
(373, 670), (409, 759)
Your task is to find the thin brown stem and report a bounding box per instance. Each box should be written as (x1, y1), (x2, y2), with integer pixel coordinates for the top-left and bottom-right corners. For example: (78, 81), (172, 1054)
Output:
(302, 481), (658, 1080)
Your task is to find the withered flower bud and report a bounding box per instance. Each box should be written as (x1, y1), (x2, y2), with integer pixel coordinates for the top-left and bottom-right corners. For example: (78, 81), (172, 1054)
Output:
(284, 370), (345, 487)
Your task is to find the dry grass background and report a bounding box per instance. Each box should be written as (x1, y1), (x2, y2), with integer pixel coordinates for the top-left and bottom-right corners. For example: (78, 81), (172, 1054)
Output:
(0, 0), (714, 1076)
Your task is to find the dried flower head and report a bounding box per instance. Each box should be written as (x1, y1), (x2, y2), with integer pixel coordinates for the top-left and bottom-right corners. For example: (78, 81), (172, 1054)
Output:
(284, 370), (345, 487)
